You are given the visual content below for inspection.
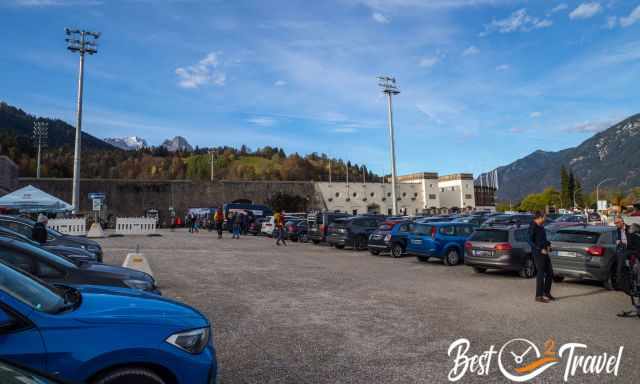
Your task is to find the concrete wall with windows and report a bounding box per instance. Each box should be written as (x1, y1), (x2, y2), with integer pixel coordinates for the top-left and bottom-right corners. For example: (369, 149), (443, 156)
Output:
(437, 174), (476, 210)
(315, 182), (424, 215)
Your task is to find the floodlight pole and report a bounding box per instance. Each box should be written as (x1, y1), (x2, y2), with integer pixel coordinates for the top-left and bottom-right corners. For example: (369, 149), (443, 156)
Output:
(209, 150), (214, 182)
(33, 121), (48, 179)
(378, 76), (400, 215)
(66, 28), (100, 214)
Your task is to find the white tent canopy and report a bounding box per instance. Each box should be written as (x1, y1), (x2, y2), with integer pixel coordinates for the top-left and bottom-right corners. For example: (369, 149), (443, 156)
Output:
(0, 185), (72, 213)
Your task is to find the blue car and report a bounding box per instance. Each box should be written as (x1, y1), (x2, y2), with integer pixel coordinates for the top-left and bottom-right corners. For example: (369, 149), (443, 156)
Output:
(406, 222), (475, 265)
(0, 261), (217, 384)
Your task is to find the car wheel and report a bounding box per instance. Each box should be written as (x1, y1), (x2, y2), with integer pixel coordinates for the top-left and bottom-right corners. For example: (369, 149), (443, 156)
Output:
(519, 257), (536, 279)
(552, 275), (565, 283)
(369, 249), (380, 255)
(391, 243), (404, 258)
(335, 244), (345, 249)
(472, 267), (487, 273)
(444, 249), (461, 266)
(93, 368), (166, 384)
(312, 239), (321, 244)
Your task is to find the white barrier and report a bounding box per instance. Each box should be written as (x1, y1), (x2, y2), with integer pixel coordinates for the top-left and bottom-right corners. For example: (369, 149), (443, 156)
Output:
(48, 218), (86, 236)
(116, 217), (157, 236)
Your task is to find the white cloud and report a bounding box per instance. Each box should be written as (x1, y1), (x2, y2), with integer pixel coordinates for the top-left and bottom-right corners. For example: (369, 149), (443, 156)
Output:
(550, 3), (568, 13)
(175, 52), (226, 89)
(605, 16), (618, 29)
(372, 12), (390, 24)
(462, 45), (480, 56)
(563, 120), (613, 133)
(483, 9), (552, 35)
(530, 111), (542, 118)
(496, 64), (510, 71)
(247, 117), (276, 127)
(353, 0), (513, 11)
(569, 2), (602, 20)
(419, 56), (439, 68)
(620, 5), (640, 27)
(274, 80), (287, 86)
(333, 127), (357, 133)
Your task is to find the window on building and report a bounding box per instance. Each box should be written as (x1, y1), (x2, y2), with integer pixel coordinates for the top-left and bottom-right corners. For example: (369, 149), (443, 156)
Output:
(352, 209), (358, 215)
(441, 188), (445, 192)
(465, 194), (472, 199)
(428, 194), (437, 200)
(451, 187), (455, 191)
(387, 208), (392, 215)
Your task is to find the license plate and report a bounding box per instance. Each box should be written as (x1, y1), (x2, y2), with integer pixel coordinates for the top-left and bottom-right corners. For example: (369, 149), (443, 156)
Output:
(557, 251), (577, 257)
(473, 250), (493, 257)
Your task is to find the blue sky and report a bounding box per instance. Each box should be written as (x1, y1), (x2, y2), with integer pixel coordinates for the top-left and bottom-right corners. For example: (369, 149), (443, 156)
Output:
(1, 0), (639, 177)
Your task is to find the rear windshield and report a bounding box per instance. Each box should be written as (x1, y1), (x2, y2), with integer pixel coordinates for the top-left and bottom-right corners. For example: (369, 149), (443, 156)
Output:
(469, 229), (508, 243)
(551, 231), (600, 244)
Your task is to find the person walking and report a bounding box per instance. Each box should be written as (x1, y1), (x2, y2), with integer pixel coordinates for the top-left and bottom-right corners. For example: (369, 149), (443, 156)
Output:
(214, 208), (224, 239)
(529, 211), (554, 303)
(32, 214), (48, 244)
(275, 210), (287, 246)
(232, 213), (242, 239)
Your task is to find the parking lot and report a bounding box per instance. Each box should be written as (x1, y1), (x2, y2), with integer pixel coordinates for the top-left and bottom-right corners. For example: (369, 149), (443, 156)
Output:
(98, 230), (638, 384)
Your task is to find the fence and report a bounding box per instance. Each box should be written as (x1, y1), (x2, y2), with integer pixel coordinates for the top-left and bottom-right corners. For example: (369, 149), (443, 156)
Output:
(48, 218), (86, 236)
(116, 217), (157, 235)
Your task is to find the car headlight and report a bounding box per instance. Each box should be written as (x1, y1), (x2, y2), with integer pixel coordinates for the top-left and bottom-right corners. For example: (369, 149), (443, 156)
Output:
(124, 279), (153, 291)
(166, 327), (210, 354)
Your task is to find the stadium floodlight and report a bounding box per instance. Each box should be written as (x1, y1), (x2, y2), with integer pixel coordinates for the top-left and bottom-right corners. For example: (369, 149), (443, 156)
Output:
(378, 75), (400, 215)
(65, 28), (101, 213)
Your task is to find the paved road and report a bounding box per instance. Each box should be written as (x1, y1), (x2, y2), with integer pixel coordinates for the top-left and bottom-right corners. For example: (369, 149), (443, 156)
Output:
(98, 230), (638, 383)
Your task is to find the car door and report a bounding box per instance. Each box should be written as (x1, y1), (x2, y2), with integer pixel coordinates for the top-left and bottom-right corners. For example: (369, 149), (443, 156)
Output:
(436, 225), (456, 256)
(454, 225), (474, 251)
(406, 224), (425, 254)
(0, 292), (47, 372)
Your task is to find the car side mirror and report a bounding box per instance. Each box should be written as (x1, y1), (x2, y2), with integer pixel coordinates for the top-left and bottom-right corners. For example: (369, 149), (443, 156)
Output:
(0, 308), (15, 330)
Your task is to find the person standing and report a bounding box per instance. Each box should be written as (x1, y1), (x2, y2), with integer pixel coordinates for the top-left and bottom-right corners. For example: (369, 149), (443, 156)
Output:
(615, 217), (630, 290)
(529, 211), (554, 303)
(232, 213), (241, 239)
(214, 208), (224, 239)
(32, 214), (48, 244)
(275, 211), (287, 246)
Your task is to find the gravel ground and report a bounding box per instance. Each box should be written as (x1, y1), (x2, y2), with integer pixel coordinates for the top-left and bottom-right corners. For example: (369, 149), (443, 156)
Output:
(96, 229), (639, 384)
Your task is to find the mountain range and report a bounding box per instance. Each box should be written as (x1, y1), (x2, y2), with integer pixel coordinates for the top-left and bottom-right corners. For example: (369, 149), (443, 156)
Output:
(161, 136), (193, 152)
(479, 114), (640, 202)
(104, 136), (148, 151)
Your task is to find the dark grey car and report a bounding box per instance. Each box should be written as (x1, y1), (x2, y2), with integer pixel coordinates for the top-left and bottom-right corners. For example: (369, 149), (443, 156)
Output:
(0, 215), (103, 262)
(0, 238), (159, 294)
(0, 225), (97, 263)
(549, 226), (619, 289)
(464, 225), (536, 278)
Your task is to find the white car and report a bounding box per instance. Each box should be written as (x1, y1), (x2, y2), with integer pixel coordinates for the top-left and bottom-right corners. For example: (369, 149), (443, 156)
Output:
(261, 216), (275, 236)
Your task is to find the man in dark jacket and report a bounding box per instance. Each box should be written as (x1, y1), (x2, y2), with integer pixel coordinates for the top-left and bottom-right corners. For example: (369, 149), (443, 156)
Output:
(32, 214), (48, 244)
(529, 211), (554, 303)
(615, 217), (630, 290)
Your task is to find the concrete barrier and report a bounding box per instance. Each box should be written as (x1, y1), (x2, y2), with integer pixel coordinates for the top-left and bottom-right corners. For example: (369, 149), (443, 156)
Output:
(115, 217), (157, 236)
(123, 252), (153, 277)
(48, 218), (86, 236)
(86, 222), (106, 238)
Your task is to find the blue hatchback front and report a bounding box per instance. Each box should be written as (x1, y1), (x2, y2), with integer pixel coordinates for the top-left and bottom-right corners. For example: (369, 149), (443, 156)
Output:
(0, 261), (217, 384)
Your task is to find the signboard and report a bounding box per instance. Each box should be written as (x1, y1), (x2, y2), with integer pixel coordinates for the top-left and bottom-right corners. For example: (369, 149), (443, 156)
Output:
(88, 192), (106, 200)
(92, 198), (102, 211)
(597, 200), (608, 211)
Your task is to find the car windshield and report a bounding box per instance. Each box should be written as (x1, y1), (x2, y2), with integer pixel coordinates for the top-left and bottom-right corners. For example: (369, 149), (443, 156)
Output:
(0, 261), (65, 314)
(469, 229), (509, 243)
(551, 231), (600, 244)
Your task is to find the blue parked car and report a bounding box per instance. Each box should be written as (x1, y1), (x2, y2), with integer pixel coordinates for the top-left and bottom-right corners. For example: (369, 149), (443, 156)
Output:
(0, 261), (217, 384)
(406, 222), (476, 265)
(367, 221), (414, 258)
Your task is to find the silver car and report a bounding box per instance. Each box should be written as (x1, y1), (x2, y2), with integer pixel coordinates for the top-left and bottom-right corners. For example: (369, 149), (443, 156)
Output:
(549, 226), (618, 289)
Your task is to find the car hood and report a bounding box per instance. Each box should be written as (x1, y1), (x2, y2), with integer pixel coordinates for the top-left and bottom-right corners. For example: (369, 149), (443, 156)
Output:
(60, 235), (100, 248)
(80, 263), (154, 283)
(68, 285), (208, 327)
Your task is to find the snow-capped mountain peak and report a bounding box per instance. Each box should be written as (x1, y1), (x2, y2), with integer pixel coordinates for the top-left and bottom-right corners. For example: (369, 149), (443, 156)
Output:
(104, 136), (148, 151)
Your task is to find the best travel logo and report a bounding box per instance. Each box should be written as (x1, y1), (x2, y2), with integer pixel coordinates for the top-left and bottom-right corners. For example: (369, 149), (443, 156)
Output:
(447, 337), (624, 382)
